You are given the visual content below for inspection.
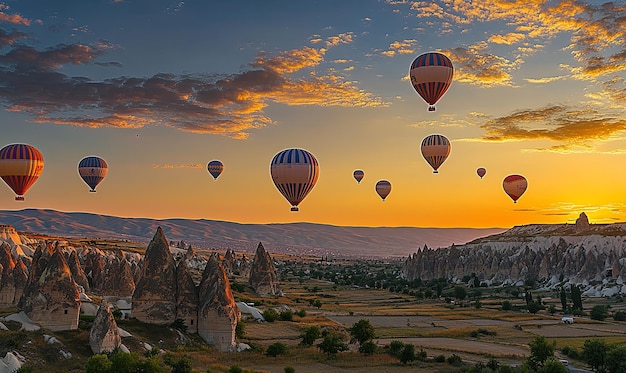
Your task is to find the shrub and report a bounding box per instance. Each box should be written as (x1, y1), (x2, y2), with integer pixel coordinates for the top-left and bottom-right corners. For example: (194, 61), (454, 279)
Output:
(561, 346), (579, 359)
(501, 300), (512, 311)
(266, 342), (287, 357)
(434, 355), (446, 363)
(279, 309), (294, 321)
(447, 353), (462, 365)
(590, 305), (609, 321)
(235, 320), (246, 339)
(263, 308), (279, 322)
(284, 367), (296, 373)
(614, 310), (626, 321)
(386, 340), (405, 357)
(300, 325), (321, 346)
(399, 344), (415, 364)
(228, 366), (243, 373)
(295, 309), (307, 317)
(359, 340), (377, 355)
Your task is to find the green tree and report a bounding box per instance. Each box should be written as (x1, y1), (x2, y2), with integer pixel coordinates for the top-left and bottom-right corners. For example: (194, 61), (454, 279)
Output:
(387, 340), (405, 357)
(614, 310), (626, 321)
(109, 351), (141, 373)
(86, 354), (112, 373)
(317, 333), (348, 356)
(300, 325), (321, 346)
(571, 285), (583, 311)
(606, 346), (626, 373)
(548, 305), (557, 315)
(590, 305), (609, 321)
(501, 300), (512, 311)
(235, 319), (246, 339)
(560, 287), (567, 312)
(526, 335), (555, 371)
(279, 309), (294, 321)
(348, 319), (376, 345)
(167, 356), (193, 373)
(138, 356), (168, 373)
(399, 344), (416, 364)
(582, 339), (608, 372)
(527, 301), (542, 314)
(284, 367), (296, 373)
(266, 342), (287, 357)
(454, 286), (467, 301)
(313, 299), (322, 309)
(541, 358), (568, 373)
(358, 340), (377, 355)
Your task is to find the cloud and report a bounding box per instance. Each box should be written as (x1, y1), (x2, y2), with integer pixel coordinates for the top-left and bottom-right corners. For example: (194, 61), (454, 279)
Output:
(381, 39), (416, 57)
(152, 163), (203, 169)
(479, 105), (626, 151)
(524, 76), (567, 84)
(0, 3), (34, 26)
(0, 29), (27, 48)
(0, 31), (383, 139)
(443, 42), (516, 87)
(488, 33), (525, 45)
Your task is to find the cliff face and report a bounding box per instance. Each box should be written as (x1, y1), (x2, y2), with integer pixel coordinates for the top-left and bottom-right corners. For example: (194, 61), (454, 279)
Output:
(248, 242), (280, 296)
(401, 216), (626, 295)
(132, 227), (177, 324)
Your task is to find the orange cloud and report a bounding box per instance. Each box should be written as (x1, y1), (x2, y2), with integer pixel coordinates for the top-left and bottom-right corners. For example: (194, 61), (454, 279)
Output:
(443, 43), (516, 87)
(152, 164), (204, 169)
(488, 32), (525, 45)
(480, 105), (626, 150)
(0, 3), (32, 26)
(0, 34), (383, 139)
(381, 39), (416, 57)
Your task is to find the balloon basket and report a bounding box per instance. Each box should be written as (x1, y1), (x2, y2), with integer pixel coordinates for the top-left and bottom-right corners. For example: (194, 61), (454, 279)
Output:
(15, 196), (24, 201)
(89, 189), (96, 193)
(290, 207), (299, 212)
(428, 106), (436, 112)
(433, 170), (439, 174)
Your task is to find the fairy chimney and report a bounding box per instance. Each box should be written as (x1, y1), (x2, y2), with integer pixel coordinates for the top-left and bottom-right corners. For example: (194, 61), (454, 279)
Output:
(575, 212), (590, 233)
(248, 242), (280, 296)
(89, 300), (121, 354)
(197, 254), (240, 352)
(176, 259), (198, 333)
(132, 227), (177, 324)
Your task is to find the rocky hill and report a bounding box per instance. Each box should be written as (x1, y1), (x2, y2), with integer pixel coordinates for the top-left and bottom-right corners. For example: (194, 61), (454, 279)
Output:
(0, 209), (503, 258)
(401, 213), (626, 296)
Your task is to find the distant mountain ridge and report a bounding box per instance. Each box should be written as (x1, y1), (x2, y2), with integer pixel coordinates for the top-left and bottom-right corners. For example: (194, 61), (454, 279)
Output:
(0, 209), (504, 258)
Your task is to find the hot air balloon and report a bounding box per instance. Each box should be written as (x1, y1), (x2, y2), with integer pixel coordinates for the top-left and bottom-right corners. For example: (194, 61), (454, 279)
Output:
(477, 167), (486, 179)
(78, 156), (108, 192)
(503, 174), (528, 203)
(375, 180), (391, 201)
(353, 169), (364, 184)
(0, 143), (44, 201)
(409, 52), (454, 111)
(207, 160), (224, 180)
(421, 134), (450, 173)
(270, 148), (319, 211)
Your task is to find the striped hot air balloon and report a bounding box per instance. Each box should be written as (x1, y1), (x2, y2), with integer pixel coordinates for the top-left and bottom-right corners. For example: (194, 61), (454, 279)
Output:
(353, 169), (364, 184)
(78, 156), (108, 192)
(0, 144), (44, 201)
(270, 148), (319, 212)
(375, 180), (392, 201)
(503, 174), (528, 203)
(421, 134), (450, 173)
(207, 160), (224, 180)
(409, 52), (454, 111)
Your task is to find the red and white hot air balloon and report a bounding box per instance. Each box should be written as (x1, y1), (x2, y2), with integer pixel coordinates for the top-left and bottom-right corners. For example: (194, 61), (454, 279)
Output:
(409, 52), (454, 111)
(270, 148), (319, 211)
(0, 143), (44, 201)
(421, 134), (450, 173)
(375, 180), (391, 201)
(503, 174), (528, 203)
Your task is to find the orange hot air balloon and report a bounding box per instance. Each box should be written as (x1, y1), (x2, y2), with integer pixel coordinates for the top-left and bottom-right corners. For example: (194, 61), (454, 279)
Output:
(270, 148), (319, 211)
(477, 167), (486, 179)
(409, 52), (454, 111)
(421, 134), (450, 173)
(353, 169), (364, 184)
(375, 180), (391, 201)
(0, 143), (44, 200)
(503, 174), (528, 203)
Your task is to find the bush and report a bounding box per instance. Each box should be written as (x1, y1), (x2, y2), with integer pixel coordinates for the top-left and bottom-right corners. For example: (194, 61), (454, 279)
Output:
(501, 300), (512, 311)
(266, 342), (287, 357)
(86, 354), (112, 373)
(434, 355), (446, 363)
(235, 320), (246, 339)
(359, 340), (377, 355)
(284, 367), (296, 373)
(229, 366), (243, 373)
(590, 305), (609, 321)
(447, 353), (462, 365)
(561, 346), (579, 359)
(399, 344), (415, 364)
(263, 308), (279, 322)
(295, 309), (307, 318)
(614, 310), (626, 321)
(300, 325), (321, 346)
(279, 309), (294, 321)
(386, 340), (405, 357)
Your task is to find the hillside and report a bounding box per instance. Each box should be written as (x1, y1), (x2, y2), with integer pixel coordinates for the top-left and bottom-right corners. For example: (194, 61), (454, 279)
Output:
(0, 209), (503, 258)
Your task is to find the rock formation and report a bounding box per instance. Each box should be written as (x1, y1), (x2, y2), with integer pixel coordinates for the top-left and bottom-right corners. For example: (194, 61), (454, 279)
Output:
(248, 242), (280, 296)
(0, 242), (27, 307)
(575, 212), (590, 233)
(67, 250), (90, 292)
(197, 253), (240, 351)
(89, 300), (121, 354)
(132, 227), (177, 324)
(20, 243), (80, 331)
(175, 259), (198, 333)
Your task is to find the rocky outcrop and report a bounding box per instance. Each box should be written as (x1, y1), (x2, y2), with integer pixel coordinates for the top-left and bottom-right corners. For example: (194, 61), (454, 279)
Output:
(248, 243), (280, 296)
(176, 259), (198, 333)
(576, 212), (590, 233)
(197, 254), (240, 352)
(132, 227), (177, 324)
(0, 242), (27, 307)
(89, 300), (121, 354)
(67, 250), (90, 292)
(20, 244), (80, 331)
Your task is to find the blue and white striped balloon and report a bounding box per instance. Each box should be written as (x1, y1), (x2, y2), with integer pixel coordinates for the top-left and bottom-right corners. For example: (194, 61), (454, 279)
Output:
(270, 148), (319, 212)
(78, 156), (108, 192)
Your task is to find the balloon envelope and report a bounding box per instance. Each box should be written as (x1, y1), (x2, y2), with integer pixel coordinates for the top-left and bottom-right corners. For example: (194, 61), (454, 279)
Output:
(78, 156), (108, 192)
(410, 52), (454, 111)
(477, 167), (486, 179)
(353, 169), (364, 183)
(421, 134), (450, 173)
(375, 180), (391, 201)
(503, 174), (528, 203)
(270, 148), (319, 211)
(207, 160), (224, 180)
(0, 143), (44, 200)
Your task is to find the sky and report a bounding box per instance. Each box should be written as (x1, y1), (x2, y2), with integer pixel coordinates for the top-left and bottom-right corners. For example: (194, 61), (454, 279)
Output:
(0, 0), (624, 228)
